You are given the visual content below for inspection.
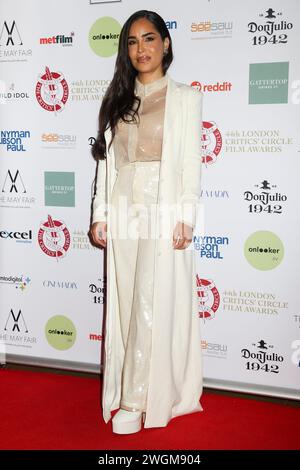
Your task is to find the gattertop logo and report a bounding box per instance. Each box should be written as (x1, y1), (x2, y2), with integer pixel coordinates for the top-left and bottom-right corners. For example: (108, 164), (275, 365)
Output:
(249, 62), (289, 104)
(44, 172), (75, 207)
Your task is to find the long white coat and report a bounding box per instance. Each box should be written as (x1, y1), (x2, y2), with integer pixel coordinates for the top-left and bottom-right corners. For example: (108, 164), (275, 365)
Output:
(92, 74), (203, 428)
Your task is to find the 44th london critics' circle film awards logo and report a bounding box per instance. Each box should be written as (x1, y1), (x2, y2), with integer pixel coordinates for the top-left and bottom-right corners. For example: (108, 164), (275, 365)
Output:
(35, 66), (69, 113)
(38, 215), (70, 260)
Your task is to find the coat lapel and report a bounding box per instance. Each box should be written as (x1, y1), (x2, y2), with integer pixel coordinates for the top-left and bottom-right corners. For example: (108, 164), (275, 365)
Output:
(162, 76), (181, 155)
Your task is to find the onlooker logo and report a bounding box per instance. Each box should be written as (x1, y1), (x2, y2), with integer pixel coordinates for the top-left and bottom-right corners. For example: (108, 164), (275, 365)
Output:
(89, 17), (121, 57)
(244, 230), (284, 270)
(45, 315), (76, 350)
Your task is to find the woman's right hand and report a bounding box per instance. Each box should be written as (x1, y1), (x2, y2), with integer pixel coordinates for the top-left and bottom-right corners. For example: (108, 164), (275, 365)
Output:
(90, 221), (107, 248)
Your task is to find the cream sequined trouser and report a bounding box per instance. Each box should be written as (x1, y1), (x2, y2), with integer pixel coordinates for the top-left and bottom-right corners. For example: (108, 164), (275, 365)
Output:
(110, 160), (161, 413)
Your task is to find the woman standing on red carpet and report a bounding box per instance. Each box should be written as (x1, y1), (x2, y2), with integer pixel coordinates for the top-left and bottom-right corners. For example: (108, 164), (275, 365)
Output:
(90, 9), (203, 434)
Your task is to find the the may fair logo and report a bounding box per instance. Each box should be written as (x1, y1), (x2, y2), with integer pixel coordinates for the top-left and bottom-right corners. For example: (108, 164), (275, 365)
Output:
(0, 20), (32, 62)
(0, 169), (36, 209)
(244, 179), (287, 215)
(248, 8), (293, 46)
(241, 339), (284, 374)
(1, 308), (37, 347)
(194, 234), (229, 259)
(202, 121), (222, 166)
(38, 214), (71, 260)
(196, 276), (220, 321)
(35, 66), (69, 113)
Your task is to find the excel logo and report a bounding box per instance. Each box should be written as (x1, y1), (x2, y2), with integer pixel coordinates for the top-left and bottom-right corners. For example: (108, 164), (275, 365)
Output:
(249, 62), (289, 104)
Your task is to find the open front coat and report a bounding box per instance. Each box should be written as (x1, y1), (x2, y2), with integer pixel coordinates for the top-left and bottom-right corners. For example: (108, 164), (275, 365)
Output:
(92, 74), (203, 428)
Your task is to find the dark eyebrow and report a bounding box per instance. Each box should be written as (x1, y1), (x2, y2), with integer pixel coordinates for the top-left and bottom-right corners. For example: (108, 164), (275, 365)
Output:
(128, 32), (157, 40)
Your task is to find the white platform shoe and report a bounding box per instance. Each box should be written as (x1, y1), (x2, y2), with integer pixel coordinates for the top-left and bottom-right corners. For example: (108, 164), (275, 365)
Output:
(112, 409), (146, 434)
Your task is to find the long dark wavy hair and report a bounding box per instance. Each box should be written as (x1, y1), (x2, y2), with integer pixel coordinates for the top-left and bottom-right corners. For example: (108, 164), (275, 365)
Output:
(92, 10), (173, 160)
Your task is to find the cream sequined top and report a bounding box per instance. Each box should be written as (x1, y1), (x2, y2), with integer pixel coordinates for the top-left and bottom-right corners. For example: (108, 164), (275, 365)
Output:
(113, 73), (168, 170)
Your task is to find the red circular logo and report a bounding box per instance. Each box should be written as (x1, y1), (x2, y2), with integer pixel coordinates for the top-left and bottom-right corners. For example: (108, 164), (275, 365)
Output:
(202, 121), (222, 165)
(38, 216), (70, 259)
(196, 276), (220, 320)
(36, 66), (69, 113)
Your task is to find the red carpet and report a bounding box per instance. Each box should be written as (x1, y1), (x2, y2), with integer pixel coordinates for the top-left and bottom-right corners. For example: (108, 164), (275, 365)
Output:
(0, 368), (299, 450)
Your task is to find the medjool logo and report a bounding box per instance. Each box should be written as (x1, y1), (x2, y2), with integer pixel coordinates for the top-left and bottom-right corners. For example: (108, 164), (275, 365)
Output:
(249, 62), (289, 104)
(244, 231), (284, 270)
(89, 17), (121, 57)
(45, 315), (76, 350)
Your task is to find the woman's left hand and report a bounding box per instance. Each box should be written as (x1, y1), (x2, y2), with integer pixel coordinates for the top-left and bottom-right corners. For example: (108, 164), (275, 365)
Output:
(172, 221), (193, 250)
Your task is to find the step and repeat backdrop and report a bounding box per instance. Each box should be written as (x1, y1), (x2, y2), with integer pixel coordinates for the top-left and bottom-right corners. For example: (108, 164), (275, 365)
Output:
(0, 0), (299, 399)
